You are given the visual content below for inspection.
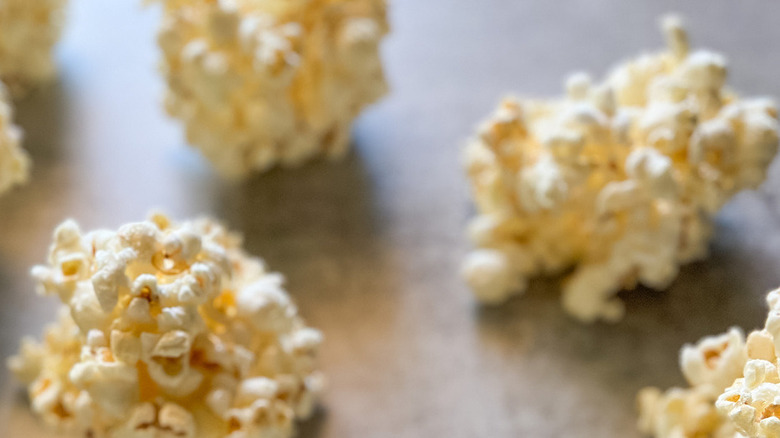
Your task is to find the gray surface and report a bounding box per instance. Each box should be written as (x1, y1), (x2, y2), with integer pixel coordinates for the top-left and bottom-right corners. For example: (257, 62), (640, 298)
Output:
(2, 1), (780, 437)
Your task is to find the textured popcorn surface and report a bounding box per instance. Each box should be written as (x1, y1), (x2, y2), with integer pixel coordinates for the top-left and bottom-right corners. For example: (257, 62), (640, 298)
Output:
(461, 16), (779, 322)
(716, 289), (780, 438)
(0, 81), (29, 195)
(154, 0), (388, 178)
(637, 328), (746, 438)
(8, 214), (323, 438)
(639, 287), (780, 438)
(0, 0), (67, 97)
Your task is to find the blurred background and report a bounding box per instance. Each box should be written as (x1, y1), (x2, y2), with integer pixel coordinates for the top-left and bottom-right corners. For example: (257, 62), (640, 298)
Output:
(2, 1), (780, 436)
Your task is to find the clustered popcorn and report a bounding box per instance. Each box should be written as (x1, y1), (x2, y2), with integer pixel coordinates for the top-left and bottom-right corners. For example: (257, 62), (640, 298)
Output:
(0, 0), (67, 97)
(154, 0), (388, 178)
(7, 213), (323, 438)
(461, 16), (779, 322)
(0, 81), (29, 195)
(717, 289), (780, 438)
(637, 328), (746, 437)
(638, 288), (780, 438)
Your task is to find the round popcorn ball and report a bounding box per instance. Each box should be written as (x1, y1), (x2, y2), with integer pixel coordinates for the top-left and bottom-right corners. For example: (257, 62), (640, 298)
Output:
(462, 15), (779, 322)
(0, 0), (68, 97)
(7, 214), (323, 438)
(0, 81), (29, 195)
(153, 0), (388, 178)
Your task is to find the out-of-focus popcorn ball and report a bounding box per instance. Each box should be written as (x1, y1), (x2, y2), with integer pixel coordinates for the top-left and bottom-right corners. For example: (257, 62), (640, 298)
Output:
(462, 15), (779, 322)
(0, 81), (29, 195)
(639, 288), (780, 438)
(153, 0), (388, 178)
(0, 0), (67, 97)
(7, 214), (324, 438)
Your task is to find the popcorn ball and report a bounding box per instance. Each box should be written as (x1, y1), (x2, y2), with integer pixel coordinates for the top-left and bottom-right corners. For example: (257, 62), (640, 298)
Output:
(0, 0), (67, 96)
(716, 289), (780, 438)
(462, 16), (779, 322)
(154, 0), (388, 178)
(7, 214), (323, 438)
(639, 288), (780, 438)
(637, 328), (746, 438)
(0, 81), (29, 195)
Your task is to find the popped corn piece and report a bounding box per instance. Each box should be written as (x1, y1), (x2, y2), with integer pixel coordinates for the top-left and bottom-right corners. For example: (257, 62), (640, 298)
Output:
(151, 0), (388, 178)
(638, 328), (747, 438)
(0, 0), (67, 97)
(462, 15), (779, 322)
(0, 81), (29, 195)
(637, 386), (739, 438)
(8, 214), (323, 438)
(681, 328), (749, 398)
(112, 402), (196, 438)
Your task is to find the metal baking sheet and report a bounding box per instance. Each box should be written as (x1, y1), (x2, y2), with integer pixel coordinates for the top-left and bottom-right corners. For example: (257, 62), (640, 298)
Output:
(2, 1), (780, 436)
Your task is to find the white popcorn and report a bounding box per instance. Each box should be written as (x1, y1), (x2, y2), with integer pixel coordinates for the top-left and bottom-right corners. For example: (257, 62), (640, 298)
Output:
(151, 0), (388, 178)
(680, 329), (749, 398)
(0, 0), (67, 97)
(638, 328), (747, 438)
(111, 402), (195, 438)
(0, 81), (29, 195)
(8, 213), (323, 438)
(714, 289), (780, 438)
(462, 15), (779, 322)
(637, 385), (739, 438)
(638, 288), (780, 438)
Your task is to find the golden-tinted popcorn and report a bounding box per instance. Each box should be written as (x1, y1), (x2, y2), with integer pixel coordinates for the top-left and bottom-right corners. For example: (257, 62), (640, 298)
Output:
(716, 289), (780, 438)
(639, 288), (780, 438)
(0, 0), (67, 96)
(638, 385), (738, 438)
(152, 0), (388, 178)
(637, 328), (747, 438)
(462, 16), (779, 322)
(8, 214), (323, 438)
(0, 81), (28, 195)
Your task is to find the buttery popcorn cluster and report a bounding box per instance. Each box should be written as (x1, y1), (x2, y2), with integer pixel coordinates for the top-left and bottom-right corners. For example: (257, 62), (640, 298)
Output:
(7, 214), (323, 438)
(154, 0), (388, 178)
(0, 0), (67, 96)
(638, 288), (780, 438)
(462, 16), (779, 322)
(716, 289), (780, 438)
(0, 81), (29, 195)
(637, 328), (746, 437)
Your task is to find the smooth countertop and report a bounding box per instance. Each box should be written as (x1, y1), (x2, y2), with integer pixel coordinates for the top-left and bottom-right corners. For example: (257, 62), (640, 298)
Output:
(2, 1), (780, 437)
